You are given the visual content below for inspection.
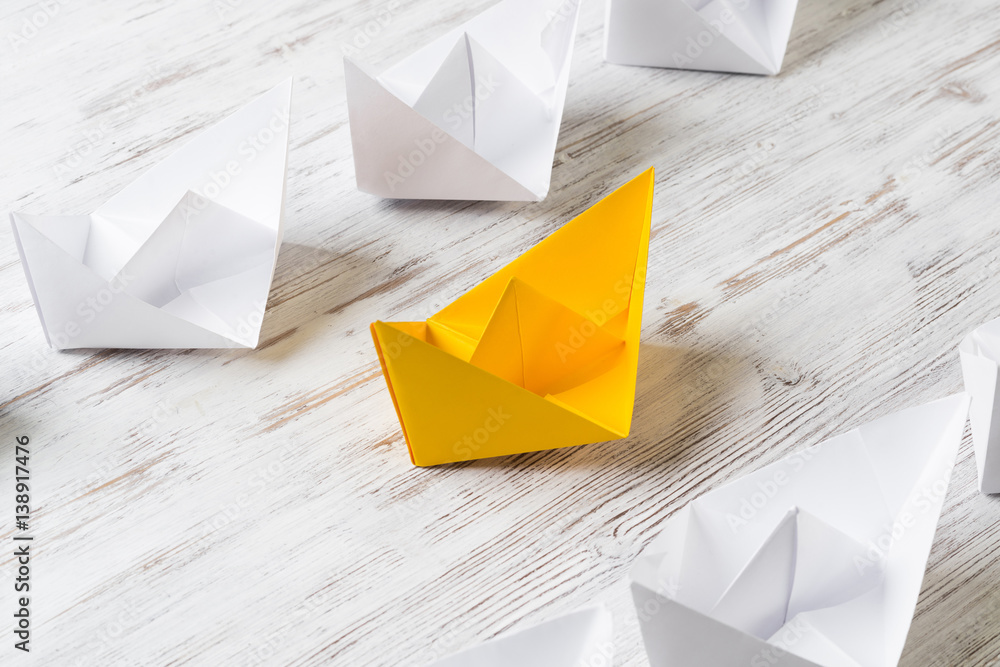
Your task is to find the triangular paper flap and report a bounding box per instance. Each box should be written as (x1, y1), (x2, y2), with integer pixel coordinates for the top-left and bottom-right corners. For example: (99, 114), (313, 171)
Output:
(709, 507), (796, 639)
(540, 179), (651, 435)
(674, 500), (761, 614)
(676, 503), (884, 640)
(10, 212), (91, 262)
(687, 432), (896, 584)
(431, 168), (654, 343)
(180, 265), (273, 347)
(543, 293), (646, 438)
(684, 0), (776, 71)
(468, 277), (625, 396)
(407, 31), (563, 196)
(786, 509), (884, 622)
(783, 585), (887, 667)
(631, 505), (691, 596)
(768, 618), (864, 667)
(429, 606), (613, 667)
(540, 0), (580, 101)
(761, 0), (799, 70)
(961, 350), (1000, 491)
(172, 194), (277, 293)
(631, 583), (822, 667)
(855, 394), (970, 516)
(378, 0), (576, 103)
(10, 212), (60, 346)
(700, 506), (885, 653)
(344, 58), (539, 201)
(868, 396), (965, 666)
(467, 35), (564, 198)
(10, 216), (240, 349)
(371, 321), (617, 466)
(114, 192), (275, 345)
(425, 319), (478, 361)
(411, 35), (476, 149)
(93, 78), (291, 256)
(468, 278), (526, 387)
(964, 319), (1000, 359)
(604, 0), (775, 74)
(636, 395), (967, 667)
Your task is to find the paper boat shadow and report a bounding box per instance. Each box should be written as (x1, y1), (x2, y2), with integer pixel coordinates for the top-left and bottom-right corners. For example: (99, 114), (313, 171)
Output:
(248, 242), (381, 356)
(374, 196), (513, 218)
(448, 342), (749, 471)
(47, 242), (337, 360)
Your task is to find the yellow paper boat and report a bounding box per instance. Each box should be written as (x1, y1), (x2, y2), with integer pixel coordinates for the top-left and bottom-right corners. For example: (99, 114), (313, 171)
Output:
(371, 169), (654, 466)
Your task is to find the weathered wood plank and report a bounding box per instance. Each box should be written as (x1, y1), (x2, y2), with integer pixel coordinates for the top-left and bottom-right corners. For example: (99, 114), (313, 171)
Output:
(1, 0), (999, 664)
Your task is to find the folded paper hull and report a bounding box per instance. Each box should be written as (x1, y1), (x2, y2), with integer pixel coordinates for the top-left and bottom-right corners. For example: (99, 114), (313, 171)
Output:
(10, 79), (292, 349)
(345, 0), (580, 201)
(629, 394), (969, 667)
(604, 0), (799, 76)
(371, 169), (655, 465)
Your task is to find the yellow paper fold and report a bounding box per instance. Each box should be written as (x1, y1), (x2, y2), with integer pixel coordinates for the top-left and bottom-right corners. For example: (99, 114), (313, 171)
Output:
(371, 168), (654, 466)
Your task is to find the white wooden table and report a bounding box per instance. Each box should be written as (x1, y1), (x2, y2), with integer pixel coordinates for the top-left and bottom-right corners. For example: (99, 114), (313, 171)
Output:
(2, 0), (999, 664)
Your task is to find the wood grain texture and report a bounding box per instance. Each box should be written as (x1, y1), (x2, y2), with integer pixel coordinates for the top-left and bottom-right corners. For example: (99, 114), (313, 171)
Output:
(1, 0), (999, 664)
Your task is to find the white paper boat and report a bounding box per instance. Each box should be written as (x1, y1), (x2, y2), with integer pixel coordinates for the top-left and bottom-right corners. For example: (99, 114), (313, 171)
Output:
(630, 394), (969, 666)
(11, 79), (292, 349)
(605, 0), (799, 75)
(345, 0), (579, 201)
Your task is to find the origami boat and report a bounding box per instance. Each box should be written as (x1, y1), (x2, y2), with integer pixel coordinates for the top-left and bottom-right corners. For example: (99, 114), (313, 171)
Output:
(371, 168), (654, 466)
(345, 0), (580, 201)
(10, 80), (292, 349)
(605, 0), (799, 75)
(630, 394), (969, 667)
